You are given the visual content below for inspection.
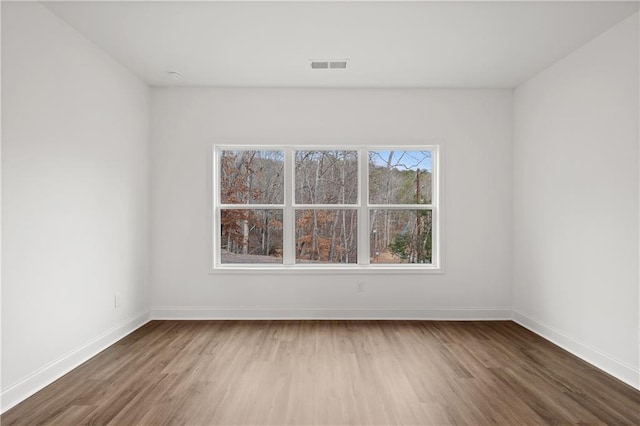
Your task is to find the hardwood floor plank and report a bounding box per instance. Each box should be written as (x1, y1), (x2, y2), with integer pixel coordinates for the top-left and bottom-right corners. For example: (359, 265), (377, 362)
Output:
(2, 320), (638, 425)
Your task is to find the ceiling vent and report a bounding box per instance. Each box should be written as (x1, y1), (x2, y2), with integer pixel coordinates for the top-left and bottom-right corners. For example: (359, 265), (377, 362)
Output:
(310, 60), (348, 70)
(311, 61), (329, 69)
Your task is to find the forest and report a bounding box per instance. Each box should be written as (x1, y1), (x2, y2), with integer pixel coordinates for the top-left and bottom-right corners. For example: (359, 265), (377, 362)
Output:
(219, 149), (432, 264)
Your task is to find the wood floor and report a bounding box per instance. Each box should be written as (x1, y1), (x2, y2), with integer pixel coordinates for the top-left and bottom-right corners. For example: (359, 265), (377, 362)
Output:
(2, 320), (639, 425)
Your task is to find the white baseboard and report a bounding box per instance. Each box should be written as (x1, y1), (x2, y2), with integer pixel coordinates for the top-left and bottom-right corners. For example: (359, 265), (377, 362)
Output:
(1, 310), (151, 414)
(512, 310), (639, 390)
(150, 306), (513, 320)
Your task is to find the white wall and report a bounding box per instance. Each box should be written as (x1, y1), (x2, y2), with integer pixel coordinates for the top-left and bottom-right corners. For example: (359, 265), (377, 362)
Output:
(1, 2), (150, 411)
(150, 88), (513, 318)
(513, 13), (639, 388)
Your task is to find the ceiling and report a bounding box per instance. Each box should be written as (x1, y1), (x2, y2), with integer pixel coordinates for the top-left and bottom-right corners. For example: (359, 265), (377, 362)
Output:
(44, 1), (639, 88)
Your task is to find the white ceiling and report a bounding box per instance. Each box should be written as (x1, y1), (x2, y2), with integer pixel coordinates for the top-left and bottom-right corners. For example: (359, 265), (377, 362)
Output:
(44, 1), (639, 88)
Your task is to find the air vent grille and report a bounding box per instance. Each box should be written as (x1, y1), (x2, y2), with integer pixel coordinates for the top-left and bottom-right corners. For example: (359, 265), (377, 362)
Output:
(310, 59), (348, 70)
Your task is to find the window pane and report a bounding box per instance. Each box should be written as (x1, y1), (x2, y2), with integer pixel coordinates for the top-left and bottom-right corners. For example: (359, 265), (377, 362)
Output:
(295, 150), (358, 204)
(369, 150), (432, 204)
(295, 209), (357, 264)
(370, 209), (432, 264)
(220, 150), (284, 204)
(220, 209), (283, 264)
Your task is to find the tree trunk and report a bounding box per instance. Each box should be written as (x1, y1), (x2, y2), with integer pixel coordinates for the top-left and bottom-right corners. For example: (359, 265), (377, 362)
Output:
(329, 213), (339, 261)
(310, 155), (322, 260)
(384, 151), (394, 246)
(242, 219), (249, 255)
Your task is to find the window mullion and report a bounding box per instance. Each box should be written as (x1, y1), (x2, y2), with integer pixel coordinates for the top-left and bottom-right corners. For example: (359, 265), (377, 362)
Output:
(431, 147), (439, 268)
(366, 204), (433, 210)
(357, 149), (369, 265)
(213, 148), (219, 267)
(283, 148), (294, 265)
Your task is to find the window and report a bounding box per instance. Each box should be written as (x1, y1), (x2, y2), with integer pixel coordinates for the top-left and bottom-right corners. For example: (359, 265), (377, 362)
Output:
(213, 145), (440, 271)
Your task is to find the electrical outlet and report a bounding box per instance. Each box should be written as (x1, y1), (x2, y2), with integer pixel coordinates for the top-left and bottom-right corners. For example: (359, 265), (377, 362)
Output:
(114, 293), (121, 309)
(356, 282), (365, 293)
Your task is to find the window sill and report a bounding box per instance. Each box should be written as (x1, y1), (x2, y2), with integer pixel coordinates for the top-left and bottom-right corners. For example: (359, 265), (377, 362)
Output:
(209, 265), (444, 275)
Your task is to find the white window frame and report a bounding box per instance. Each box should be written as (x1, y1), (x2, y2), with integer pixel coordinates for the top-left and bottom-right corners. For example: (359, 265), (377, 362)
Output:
(211, 143), (443, 274)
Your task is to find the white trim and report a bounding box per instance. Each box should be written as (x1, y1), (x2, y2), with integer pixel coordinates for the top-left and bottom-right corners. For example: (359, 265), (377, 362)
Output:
(0, 0), (3, 410)
(210, 144), (219, 267)
(208, 265), (444, 274)
(0, 310), (151, 414)
(283, 148), (294, 264)
(213, 144), (442, 271)
(367, 204), (434, 209)
(151, 306), (511, 320)
(357, 151), (369, 264)
(512, 310), (640, 390)
(432, 142), (443, 270)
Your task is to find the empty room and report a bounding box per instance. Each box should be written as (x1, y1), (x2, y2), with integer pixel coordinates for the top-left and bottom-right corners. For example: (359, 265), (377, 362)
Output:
(1, 1), (639, 424)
